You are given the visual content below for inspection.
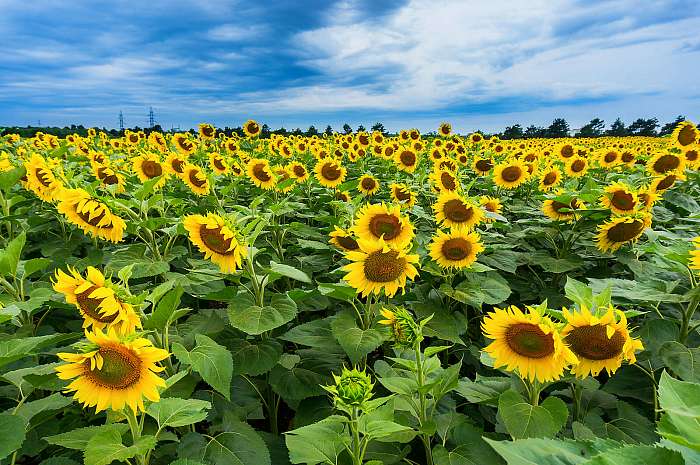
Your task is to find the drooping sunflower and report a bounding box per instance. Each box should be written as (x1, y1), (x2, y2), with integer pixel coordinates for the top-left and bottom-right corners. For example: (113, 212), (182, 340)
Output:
(599, 182), (639, 215)
(182, 163), (210, 195)
(651, 172), (685, 192)
(438, 122), (452, 137)
(493, 160), (528, 189)
(243, 119), (261, 138)
(335, 190), (352, 202)
(479, 196), (502, 222)
(354, 203), (414, 248)
(358, 174), (380, 196)
(342, 237), (419, 298)
(53, 267), (140, 335)
(56, 328), (168, 413)
(562, 306), (643, 378)
(482, 306), (578, 382)
(596, 213), (652, 252)
(247, 158), (276, 190)
(132, 153), (168, 189)
(395, 148), (419, 173)
(329, 226), (360, 252)
(671, 121), (698, 150)
(390, 183), (416, 208)
(57, 188), (126, 243)
(314, 159), (346, 189)
(646, 152), (685, 176)
(636, 186), (660, 212)
(288, 161), (309, 182)
(538, 166), (561, 192)
(24, 154), (63, 202)
(682, 147), (700, 169)
(542, 193), (586, 222)
(164, 153), (187, 177)
(690, 237), (700, 274)
(183, 213), (247, 273)
(433, 191), (484, 230)
(428, 228), (484, 270)
(564, 156), (588, 178)
(208, 153), (229, 175)
(93, 164), (125, 193)
(172, 133), (196, 156)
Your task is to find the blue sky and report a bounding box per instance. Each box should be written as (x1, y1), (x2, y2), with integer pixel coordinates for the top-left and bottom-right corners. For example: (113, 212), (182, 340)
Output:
(1, 0), (699, 132)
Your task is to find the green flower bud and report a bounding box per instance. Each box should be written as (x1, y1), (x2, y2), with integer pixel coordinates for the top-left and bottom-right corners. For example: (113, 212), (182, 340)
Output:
(325, 366), (374, 408)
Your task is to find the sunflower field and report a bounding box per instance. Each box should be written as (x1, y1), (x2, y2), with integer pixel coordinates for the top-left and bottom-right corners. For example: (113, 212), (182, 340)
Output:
(0, 119), (699, 465)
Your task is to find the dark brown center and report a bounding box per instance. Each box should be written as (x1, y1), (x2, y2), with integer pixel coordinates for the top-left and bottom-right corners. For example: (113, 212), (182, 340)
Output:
(505, 323), (555, 358)
(565, 324), (625, 360)
(441, 238), (471, 261)
(200, 225), (233, 254)
(363, 250), (406, 283)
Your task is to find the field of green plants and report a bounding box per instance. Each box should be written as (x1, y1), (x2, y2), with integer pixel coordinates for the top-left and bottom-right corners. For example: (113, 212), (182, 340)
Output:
(0, 120), (698, 465)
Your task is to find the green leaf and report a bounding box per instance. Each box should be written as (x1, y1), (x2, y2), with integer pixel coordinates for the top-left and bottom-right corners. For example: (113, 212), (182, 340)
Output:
(83, 429), (156, 465)
(20, 257), (52, 278)
(584, 445), (684, 465)
(146, 398), (211, 428)
(268, 261), (311, 283)
(452, 272), (511, 308)
(361, 420), (412, 439)
(204, 420), (270, 465)
(0, 166), (26, 190)
(44, 424), (130, 451)
(0, 414), (26, 460)
(11, 392), (72, 424)
(228, 338), (282, 376)
(145, 285), (184, 330)
(0, 232), (25, 277)
(280, 317), (343, 351)
(433, 422), (504, 465)
(317, 282), (356, 302)
(172, 334), (233, 400)
(658, 371), (700, 451)
(170, 460), (207, 465)
(498, 390), (568, 439)
(565, 277), (593, 309)
(331, 311), (386, 364)
(455, 375), (511, 406)
(660, 341), (700, 382)
(484, 437), (621, 465)
(227, 293), (297, 335)
(286, 415), (348, 465)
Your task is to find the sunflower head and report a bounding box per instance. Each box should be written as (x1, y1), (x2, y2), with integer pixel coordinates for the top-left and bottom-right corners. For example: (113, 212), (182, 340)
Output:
(354, 203), (415, 248)
(689, 237), (700, 274)
(329, 226), (360, 252)
(565, 156), (588, 178)
(390, 183), (416, 208)
(247, 158), (277, 190)
(482, 305), (578, 382)
(493, 160), (529, 189)
(379, 306), (422, 347)
(395, 148), (419, 172)
(600, 182), (639, 215)
(538, 166), (561, 192)
(243, 119), (261, 138)
(183, 213), (247, 273)
(433, 191), (484, 230)
(428, 228), (484, 270)
(183, 164), (210, 195)
(57, 188), (126, 243)
(596, 212), (652, 253)
(358, 174), (380, 196)
(315, 159), (347, 189)
(562, 305), (643, 378)
(671, 121), (698, 150)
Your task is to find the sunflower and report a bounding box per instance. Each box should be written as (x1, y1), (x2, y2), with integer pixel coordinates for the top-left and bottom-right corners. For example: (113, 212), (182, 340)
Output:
(335, 190), (352, 202)
(472, 157), (493, 175)
(430, 168), (460, 193)
(342, 238), (419, 298)
(651, 172), (685, 192)
(148, 132), (168, 152)
(671, 121), (698, 150)
(542, 193), (585, 222)
(562, 306), (644, 378)
(183, 213), (247, 273)
(198, 123), (217, 139)
(57, 188), (126, 243)
(243, 119), (261, 138)
(208, 153), (229, 175)
(482, 306), (577, 382)
(358, 174), (380, 196)
(493, 160), (528, 189)
(354, 203), (414, 248)
(565, 156), (588, 178)
(53, 267), (140, 335)
(288, 161), (309, 182)
(596, 213), (652, 252)
(598, 150), (620, 168)
(690, 237), (700, 274)
(556, 142), (576, 161)
(646, 152), (684, 176)
(479, 196), (502, 222)
(315, 159), (346, 189)
(433, 191), (484, 230)
(24, 154), (63, 202)
(93, 165), (125, 193)
(538, 166), (561, 192)
(329, 226), (360, 252)
(274, 166), (295, 193)
(182, 164), (210, 195)
(620, 150), (636, 166)
(682, 147), (699, 169)
(469, 133), (484, 144)
(636, 186), (660, 212)
(429, 228), (484, 270)
(247, 158), (276, 190)
(56, 328), (168, 413)
(173, 133), (196, 155)
(132, 153), (168, 189)
(599, 182), (639, 215)
(395, 148), (419, 173)
(437, 122), (452, 137)
(389, 183), (416, 208)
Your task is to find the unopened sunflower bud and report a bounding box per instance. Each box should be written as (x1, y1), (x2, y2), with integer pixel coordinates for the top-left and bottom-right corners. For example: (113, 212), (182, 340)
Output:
(379, 306), (421, 347)
(324, 367), (374, 408)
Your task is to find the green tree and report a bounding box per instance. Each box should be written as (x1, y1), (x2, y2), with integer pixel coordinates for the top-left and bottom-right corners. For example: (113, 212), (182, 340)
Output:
(502, 124), (524, 139)
(370, 122), (385, 133)
(660, 115), (685, 136)
(545, 118), (570, 138)
(342, 123), (352, 134)
(575, 118), (605, 137)
(606, 118), (627, 136)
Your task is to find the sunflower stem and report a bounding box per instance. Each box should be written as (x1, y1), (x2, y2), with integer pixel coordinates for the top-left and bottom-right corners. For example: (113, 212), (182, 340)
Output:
(528, 379), (541, 406)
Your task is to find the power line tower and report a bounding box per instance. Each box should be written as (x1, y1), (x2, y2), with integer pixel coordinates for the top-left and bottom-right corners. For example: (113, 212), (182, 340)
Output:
(119, 111), (124, 131)
(148, 107), (155, 129)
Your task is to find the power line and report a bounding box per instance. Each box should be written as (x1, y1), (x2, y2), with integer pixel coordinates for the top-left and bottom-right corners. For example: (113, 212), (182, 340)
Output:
(119, 111), (124, 131)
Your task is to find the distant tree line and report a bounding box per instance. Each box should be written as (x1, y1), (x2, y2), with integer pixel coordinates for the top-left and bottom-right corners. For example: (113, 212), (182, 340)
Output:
(0, 116), (686, 139)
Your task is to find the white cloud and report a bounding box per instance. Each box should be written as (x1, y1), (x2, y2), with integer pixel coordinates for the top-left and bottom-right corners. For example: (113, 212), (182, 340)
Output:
(207, 23), (266, 41)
